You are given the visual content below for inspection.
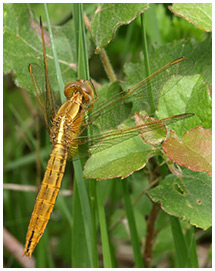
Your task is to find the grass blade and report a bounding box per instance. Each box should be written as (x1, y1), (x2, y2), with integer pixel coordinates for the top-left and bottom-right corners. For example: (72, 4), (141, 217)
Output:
(141, 13), (155, 114)
(71, 3), (94, 267)
(170, 216), (192, 267)
(185, 226), (199, 267)
(121, 180), (144, 267)
(96, 182), (112, 267)
(43, 3), (65, 103)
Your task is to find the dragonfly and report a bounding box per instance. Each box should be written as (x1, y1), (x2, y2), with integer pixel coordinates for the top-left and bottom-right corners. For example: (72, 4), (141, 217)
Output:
(23, 17), (194, 258)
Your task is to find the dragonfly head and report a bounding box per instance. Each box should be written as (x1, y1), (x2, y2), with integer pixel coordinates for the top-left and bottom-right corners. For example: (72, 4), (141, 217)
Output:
(64, 79), (94, 104)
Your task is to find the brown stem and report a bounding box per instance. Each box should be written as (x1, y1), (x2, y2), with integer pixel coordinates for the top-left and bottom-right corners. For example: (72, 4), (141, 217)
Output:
(84, 13), (91, 33)
(3, 227), (35, 268)
(83, 13), (116, 83)
(99, 49), (117, 82)
(3, 183), (72, 196)
(143, 203), (160, 267)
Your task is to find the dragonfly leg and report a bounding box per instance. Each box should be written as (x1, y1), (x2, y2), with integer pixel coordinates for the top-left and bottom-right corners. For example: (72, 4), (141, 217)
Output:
(78, 113), (101, 136)
(90, 79), (99, 99)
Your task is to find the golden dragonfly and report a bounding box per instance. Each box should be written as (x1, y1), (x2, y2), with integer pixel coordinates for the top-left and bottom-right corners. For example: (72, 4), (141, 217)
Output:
(23, 18), (193, 257)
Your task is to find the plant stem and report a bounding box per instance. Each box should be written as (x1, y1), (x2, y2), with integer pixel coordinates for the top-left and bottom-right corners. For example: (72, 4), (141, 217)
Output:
(100, 49), (117, 82)
(143, 203), (160, 267)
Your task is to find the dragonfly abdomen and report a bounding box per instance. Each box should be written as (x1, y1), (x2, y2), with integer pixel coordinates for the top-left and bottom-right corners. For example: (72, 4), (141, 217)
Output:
(24, 92), (91, 257)
(23, 143), (68, 258)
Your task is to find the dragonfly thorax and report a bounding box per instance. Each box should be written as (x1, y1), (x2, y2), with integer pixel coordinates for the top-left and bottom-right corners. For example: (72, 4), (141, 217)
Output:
(64, 79), (94, 104)
(50, 92), (85, 149)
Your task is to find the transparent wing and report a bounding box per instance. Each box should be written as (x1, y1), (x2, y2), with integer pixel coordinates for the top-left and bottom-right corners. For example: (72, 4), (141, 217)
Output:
(72, 113), (194, 160)
(29, 63), (56, 133)
(75, 57), (194, 133)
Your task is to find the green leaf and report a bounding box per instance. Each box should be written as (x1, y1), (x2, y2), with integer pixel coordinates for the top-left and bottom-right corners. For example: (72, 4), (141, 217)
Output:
(147, 168), (212, 230)
(3, 3), (77, 98)
(157, 74), (212, 136)
(169, 3), (212, 32)
(124, 57), (193, 117)
(163, 127), (212, 176)
(83, 133), (155, 180)
(29, 3), (73, 25)
(148, 4), (206, 43)
(83, 50), (210, 181)
(123, 37), (212, 92)
(91, 3), (148, 49)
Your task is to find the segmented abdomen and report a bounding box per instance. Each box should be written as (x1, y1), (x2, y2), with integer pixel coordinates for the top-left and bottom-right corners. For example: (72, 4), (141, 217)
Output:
(23, 143), (68, 258)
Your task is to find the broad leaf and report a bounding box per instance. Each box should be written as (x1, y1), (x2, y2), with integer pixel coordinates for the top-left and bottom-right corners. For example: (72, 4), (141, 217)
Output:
(91, 3), (148, 49)
(157, 74), (212, 137)
(163, 127), (212, 176)
(169, 3), (212, 32)
(3, 3), (77, 98)
(83, 131), (156, 180)
(123, 37), (212, 90)
(147, 168), (212, 230)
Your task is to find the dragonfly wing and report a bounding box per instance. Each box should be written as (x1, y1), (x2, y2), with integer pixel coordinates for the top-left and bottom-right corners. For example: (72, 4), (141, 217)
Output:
(81, 57), (194, 133)
(29, 63), (56, 133)
(73, 113), (194, 160)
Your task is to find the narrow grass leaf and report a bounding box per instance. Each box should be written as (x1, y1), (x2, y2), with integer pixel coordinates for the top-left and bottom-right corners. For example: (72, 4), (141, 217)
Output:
(169, 216), (192, 267)
(71, 3), (94, 267)
(96, 182), (112, 267)
(121, 180), (144, 267)
(44, 3), (65, 103)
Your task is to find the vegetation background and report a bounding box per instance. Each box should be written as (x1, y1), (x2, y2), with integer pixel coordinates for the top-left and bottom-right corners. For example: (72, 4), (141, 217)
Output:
(3, 3), (212, 268)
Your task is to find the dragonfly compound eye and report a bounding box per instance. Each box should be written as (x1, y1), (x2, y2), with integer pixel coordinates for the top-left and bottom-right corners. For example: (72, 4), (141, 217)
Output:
(64, 81), (78, 99)
(81, 84), (94, 104)
(64, 80), (94, 104)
